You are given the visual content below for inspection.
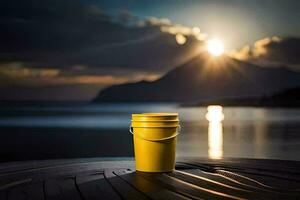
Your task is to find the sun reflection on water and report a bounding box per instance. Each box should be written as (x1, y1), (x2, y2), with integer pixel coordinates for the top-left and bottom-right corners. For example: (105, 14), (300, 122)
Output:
(206, 105), (224, 159)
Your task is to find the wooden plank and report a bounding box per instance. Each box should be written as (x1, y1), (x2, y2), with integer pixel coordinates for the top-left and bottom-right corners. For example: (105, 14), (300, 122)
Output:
(114, 169), (190, 200)
(104, 169), (148, 200)
(171, 170), (261, 200)
(184, 169), (273, 193)
(5, 183), (45, 200)
(76, 172), (121, 200)
(0, 191), (7, 200)
(6, 188), (27, 200)
(0, 178), (32, 190)
(178, 158), (300, 172)
(233, 170), (300, 190)
(185, 160), (300, 180)
(139, 171), (242, 200)
(180, 169), (300, 200)
(215, 169), (300, 199)
(0, 160), (134, 182)
(184, 168), (300, 197)
(44, 178), (82, 200)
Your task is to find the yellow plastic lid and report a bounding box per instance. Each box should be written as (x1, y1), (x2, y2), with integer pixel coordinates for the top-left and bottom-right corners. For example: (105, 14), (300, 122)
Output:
(132, 113), (178, 121)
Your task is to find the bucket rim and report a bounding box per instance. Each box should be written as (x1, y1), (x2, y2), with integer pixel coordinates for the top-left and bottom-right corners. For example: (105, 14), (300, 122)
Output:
(131, 126), (179, 128)
(131, 119), (179, 122)
(132, 113), (178, 117)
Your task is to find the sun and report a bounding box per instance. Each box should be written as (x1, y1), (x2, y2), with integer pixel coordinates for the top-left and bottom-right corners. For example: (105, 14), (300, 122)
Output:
(207, 38), (225, 56)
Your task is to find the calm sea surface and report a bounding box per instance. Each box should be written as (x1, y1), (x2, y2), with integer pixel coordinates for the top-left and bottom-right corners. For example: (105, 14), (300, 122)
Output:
(0, 103), (300, 161)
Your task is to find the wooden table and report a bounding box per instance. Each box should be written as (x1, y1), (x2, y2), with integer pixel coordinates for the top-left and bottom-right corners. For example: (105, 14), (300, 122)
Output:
(0, 158), (299, 199)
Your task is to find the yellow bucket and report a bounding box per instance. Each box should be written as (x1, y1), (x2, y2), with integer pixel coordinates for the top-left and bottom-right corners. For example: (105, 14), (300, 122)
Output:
(130, 113), (180, 172)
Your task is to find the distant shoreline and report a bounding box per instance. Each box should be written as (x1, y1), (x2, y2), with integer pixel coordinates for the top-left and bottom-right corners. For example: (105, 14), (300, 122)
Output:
(181, 103), (300, 108)
(0, 88), (299, 108)
(182, 88), (300, 108)
(181, 99), (300, 108)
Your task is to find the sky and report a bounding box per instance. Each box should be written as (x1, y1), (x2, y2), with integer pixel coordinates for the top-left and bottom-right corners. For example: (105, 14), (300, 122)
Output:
(0, 0), (299, 101)
(91, 0), (300, 49)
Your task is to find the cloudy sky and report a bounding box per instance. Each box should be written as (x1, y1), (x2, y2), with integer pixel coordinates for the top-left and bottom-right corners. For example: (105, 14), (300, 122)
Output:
(0, 0), (299, 101)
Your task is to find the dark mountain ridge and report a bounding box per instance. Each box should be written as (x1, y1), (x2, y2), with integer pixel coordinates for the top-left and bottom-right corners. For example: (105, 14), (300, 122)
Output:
(94, 54), (300, 103)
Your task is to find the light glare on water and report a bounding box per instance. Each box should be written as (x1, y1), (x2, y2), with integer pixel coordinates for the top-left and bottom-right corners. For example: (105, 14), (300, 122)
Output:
(206, 106), (224, 159)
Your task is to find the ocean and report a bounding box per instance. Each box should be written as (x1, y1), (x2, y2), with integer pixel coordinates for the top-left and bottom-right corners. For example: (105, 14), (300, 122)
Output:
(0, 103), (299, 162)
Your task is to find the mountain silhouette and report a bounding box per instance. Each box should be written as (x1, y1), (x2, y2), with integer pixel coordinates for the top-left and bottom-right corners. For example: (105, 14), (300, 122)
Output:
(94, 54), (300, 103)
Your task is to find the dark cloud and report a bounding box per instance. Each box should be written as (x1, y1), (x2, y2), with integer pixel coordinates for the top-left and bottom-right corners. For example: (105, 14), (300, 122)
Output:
(0, 61), (160, 101)
(229, 37), (300, 71)
(118, 9), (136, 24)
(0, 0), (203, 71)
(0, 62), (159, 87)
(257, 37), (300, 65)
(0, 85), (102, 101)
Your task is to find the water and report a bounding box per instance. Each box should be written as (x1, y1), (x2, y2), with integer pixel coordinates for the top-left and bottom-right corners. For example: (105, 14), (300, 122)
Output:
(0, 103), (300, 161)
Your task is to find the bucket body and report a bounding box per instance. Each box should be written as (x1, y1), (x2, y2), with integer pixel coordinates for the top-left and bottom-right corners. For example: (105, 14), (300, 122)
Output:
(131, 113), (179, 172)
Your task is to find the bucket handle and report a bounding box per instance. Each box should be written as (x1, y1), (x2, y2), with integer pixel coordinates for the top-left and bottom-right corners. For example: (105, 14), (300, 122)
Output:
(129, 125), (181, 141)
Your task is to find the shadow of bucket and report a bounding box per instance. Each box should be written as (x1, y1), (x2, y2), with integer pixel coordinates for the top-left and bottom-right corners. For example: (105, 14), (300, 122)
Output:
(130, 113), (180, 172)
